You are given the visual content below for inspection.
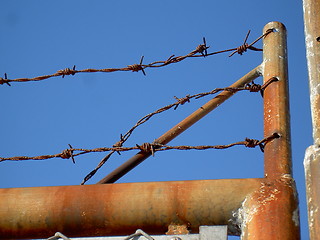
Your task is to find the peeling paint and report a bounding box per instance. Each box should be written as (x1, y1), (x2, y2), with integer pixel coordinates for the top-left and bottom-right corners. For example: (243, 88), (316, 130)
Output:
(256, 64), (263, 76)
(304, 144), (320, 236)
(233, 181), (283, 239)
(309, 83), (320, 101)
(305, 33), (315, 57)
(231, 196), (254, 239)
(307, 204), (318, 230)
(258, 182), (281, 205)
(280, 173), (294, 182)
(304, 145), (320, 167)
(292, 207), (300, 227)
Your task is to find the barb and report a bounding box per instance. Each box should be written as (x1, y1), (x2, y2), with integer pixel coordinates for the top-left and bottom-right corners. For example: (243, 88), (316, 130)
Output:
(244, 76), (279, 96)
(2, 30), (272, 85)
(228, 30), (259, 57)
(0, 73), (11, 86)
(57, 65), (77, 78)
(229, 29), (273, 57)
(136, 142), (156, 156)
(195, 37), (209, 57)
(174, 95), (191, 109)
(60, 144), (75, 164)
(0, 134), (279, 162)
(127, 56), (146, 75)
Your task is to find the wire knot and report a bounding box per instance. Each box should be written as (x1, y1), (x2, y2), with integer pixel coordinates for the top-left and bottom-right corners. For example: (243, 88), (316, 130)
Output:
(249, 77), (279, 96)
(245, 82), (262, 92)
(244, 138), (266, 152)
(229, 30), (262, 57)
(128, 56), (146, 75)
(136, 143), (155, 156)
(113, 140), (123, 148)
(236, 43), (249, 55)
(113, 134), (125, 155)
(0, 73), (11, 86)
(245, 138), (260, 148)
(245, 133), (280, 152)
(195, 37), (209, 57)
(57, 65), (76, 78)
(174, 95), (191, 110)
(60, 144), (75, 163)
(128, 64), (143, 72)
(196, 44), (209, 56)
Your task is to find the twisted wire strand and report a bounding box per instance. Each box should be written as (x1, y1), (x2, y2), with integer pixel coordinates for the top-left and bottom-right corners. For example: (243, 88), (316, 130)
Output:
(1, 29), (273, 85)
(0, 28), (276, 185)
(74, 76), (277, 185)
(0, 77), (278, 184)
(0, 134), (279, 162)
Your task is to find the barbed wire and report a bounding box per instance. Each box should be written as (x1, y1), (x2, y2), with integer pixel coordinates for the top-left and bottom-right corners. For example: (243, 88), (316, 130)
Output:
(0, 76), (278, 185)
(0, 28), (276, 186)
(112, 76), (278, 151)
(0, 29), (273, 86)
(0, 133), (280, 162)
(79, 77), (278, 184)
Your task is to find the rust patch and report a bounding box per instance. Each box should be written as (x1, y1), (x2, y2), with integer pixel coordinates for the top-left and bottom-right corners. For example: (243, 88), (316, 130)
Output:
(166, 223), (190, 235)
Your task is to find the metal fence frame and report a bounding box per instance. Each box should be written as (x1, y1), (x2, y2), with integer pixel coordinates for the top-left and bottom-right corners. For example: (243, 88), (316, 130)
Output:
(0, 22), (300, 240)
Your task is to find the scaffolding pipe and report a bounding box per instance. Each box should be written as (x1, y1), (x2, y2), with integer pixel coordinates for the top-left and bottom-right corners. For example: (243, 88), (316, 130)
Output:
(303, 0), (320, 239)
(241, 21), (300, 240)
(97, 66), (262, 184)
(0, 178), (261, 239)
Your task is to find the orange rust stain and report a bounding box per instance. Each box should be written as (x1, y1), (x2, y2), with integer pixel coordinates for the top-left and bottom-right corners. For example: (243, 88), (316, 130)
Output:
(166, 223), (190, 235)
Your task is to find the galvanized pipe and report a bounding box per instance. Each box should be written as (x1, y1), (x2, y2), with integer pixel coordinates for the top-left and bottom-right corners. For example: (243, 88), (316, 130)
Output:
(303, 0), (320, 238)
(241, 21), (300, 240)
(0, 178), (261, 239)
(98, 66), (262, 184)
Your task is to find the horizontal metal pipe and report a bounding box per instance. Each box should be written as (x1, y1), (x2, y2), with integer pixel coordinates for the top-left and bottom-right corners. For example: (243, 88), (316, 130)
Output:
(98, 66), (262, 184)
(0, 178), (261, 239)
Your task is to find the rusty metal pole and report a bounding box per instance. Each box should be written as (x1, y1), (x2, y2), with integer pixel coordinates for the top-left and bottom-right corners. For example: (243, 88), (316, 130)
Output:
(241, 22), (300, 240)
(0, 178), (261, 239)
(262, 24), (292, 179)
(303, 0), (320, 239)
(98, 66), (262, 184)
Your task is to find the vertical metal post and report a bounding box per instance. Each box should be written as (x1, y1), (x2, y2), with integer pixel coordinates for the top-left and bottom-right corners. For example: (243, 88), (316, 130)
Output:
(303, 0), (320, 239)
(241, 22), (300, 240)
(262, 24), (292, 179)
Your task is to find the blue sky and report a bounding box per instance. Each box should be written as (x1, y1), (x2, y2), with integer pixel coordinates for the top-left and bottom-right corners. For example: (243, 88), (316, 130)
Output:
(0, 1), (311, 239)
